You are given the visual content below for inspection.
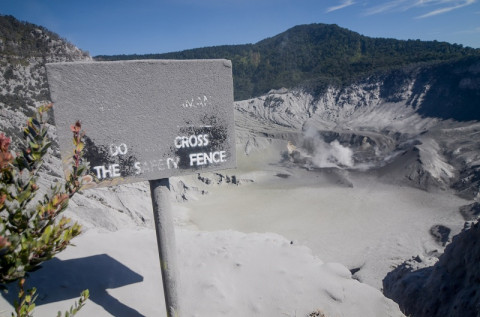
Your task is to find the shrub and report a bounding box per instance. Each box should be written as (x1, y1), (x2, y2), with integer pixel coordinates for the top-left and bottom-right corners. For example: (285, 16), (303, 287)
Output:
(0, 103), (90, 316)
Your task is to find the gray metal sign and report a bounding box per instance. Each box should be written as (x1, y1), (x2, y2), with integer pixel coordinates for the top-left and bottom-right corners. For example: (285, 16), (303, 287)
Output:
(46, 59), (236, 188)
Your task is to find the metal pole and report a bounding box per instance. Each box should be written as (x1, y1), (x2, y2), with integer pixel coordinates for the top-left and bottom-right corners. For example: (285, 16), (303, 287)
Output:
(149, 178), (180, 317)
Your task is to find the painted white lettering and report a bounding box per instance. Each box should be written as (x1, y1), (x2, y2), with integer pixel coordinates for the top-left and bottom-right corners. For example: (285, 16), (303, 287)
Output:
(181, 137), (189, 148)
(183, 99), (193, 108)
(118, 143), (128, 155)
(111, 164), (121, 177)
(93, 164), (122, 179)
(175, 134), (210, 149)
(188, 135), (198, 147)
(167, 157), (179, 169)
(212, 151), (221, 163)
(189, 153), (198, 166)
(134, 162), (141, 175)
(110, 143), (128, 156)
(142, 161), (151, 174)
(196, 134), (204, 147)
(174, 137), (183, 149)
(196, 96), (202, 107)
(150, 160), (158, 171)
(204, 152), (213, 164)
(93, 166), (104, 178)
(182, 95), (210, 108)
(151, 159), (166, 171)
(109, 144), (118, 156)
(135, 157), (180, 174)
(102, 166), (112, 178)
(202, 134), (210, 146)
(189, 151), (227, 167)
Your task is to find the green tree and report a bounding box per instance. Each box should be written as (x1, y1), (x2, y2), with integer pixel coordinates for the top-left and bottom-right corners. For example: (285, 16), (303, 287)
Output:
(95, 23), (480, 101)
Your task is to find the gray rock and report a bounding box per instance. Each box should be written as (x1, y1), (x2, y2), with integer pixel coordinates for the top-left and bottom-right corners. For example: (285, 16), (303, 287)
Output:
(459, 202), (480, 221)
(384, 221), (480, 317)
(429, 224), (451, 246)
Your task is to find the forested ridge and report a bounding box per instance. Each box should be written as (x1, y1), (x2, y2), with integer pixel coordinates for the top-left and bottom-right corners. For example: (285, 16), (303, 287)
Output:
(95, 23), (480, 100)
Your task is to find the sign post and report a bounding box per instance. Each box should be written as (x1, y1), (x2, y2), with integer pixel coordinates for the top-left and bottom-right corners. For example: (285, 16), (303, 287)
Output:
(150, 178), (179, 316)
(46, 59), (236, 316)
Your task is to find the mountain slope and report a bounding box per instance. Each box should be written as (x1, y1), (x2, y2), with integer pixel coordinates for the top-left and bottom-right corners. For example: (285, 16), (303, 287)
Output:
(96, 23), (480, 101)
(0, 14), (90, 139)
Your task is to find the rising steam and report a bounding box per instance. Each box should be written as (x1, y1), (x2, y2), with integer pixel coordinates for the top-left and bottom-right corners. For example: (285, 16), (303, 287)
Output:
(298, 126), (355, 169)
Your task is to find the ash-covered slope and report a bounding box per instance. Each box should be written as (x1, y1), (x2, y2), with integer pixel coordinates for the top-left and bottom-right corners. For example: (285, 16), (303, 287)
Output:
(235, 59), (480, 198)
(383, 221), (480, 317)
(232, 63), (480, 316)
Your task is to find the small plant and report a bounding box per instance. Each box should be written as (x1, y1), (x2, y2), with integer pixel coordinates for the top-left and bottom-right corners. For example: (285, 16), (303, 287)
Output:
(0, 103), (90, 316)
(56, 289), (89, 317)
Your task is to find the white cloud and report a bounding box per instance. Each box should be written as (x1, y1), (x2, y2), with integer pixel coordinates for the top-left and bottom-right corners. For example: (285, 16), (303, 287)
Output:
(416, 0), (476, 18)
(363, 0), (409, 15)
(326, 0), (356, 13)
(363, 0), (476, 17)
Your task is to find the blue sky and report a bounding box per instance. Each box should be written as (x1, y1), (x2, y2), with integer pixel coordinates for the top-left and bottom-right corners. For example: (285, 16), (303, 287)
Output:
(2, 0), (479, 56)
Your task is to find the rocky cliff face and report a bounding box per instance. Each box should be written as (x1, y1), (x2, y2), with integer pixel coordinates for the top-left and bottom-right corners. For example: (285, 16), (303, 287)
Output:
(383, 221), (480, 317)
(0, 15), (91, 140)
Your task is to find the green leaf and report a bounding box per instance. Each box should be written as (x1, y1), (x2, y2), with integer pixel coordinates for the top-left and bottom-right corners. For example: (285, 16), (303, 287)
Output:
(42, 225), (53, 243)
(16, 189), (33, 205)
(76, 142), (84, 152)
(27, 302), (35, 313)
